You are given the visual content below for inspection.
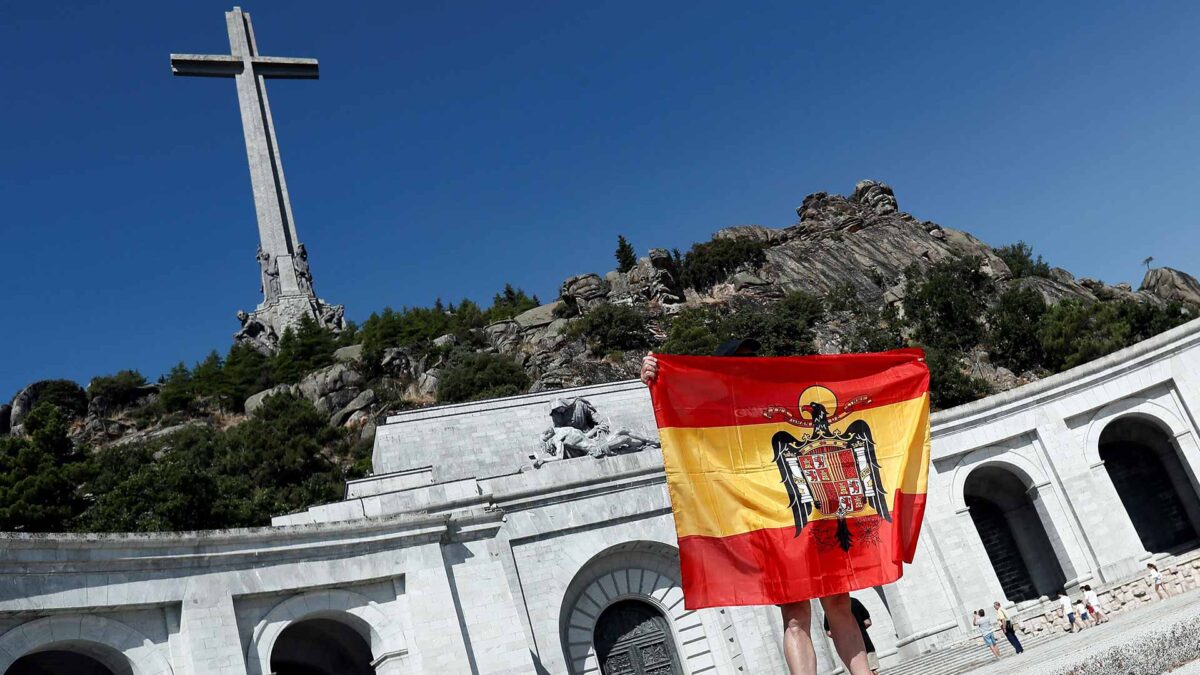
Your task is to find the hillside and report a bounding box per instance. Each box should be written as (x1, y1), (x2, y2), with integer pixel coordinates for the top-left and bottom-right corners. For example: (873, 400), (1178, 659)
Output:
(2, 179), (1197, 533)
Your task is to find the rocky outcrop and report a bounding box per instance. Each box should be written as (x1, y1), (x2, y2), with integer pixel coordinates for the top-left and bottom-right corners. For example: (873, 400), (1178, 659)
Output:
(333, 344), (363, 363)
(1141, 267), (1200, 306)
(607, 249), (685, 307)
(559, 274), (610, 315)
(9, 380), (87, 434)
(244, 363), (365, 425)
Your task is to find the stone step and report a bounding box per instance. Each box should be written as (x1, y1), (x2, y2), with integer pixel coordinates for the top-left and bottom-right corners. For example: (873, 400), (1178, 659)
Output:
(885, 630), (1063, 675)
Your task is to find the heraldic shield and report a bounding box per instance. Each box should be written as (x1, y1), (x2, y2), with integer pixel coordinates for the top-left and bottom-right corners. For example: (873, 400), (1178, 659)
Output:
(770, 385), (892, 551)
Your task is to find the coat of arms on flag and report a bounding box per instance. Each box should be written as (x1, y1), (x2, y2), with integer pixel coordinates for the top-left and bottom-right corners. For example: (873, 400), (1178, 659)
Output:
(648, 348), (931, 609)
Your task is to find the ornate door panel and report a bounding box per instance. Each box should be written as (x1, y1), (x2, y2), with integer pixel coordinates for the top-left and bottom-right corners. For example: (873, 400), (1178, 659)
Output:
(594, 600), (683, 675)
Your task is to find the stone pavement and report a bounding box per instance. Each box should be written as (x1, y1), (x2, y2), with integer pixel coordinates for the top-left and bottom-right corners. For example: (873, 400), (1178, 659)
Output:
(962, 586), (1200, 675)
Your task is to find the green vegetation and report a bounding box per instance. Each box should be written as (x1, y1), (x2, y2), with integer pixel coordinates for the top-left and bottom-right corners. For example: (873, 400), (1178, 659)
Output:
(987, 286), (1047, 373)
(87, 370), (149, 412)
(0, 403), (90, 531)
(903, 257), (994, 353)
(925, 349), (992, 409)
(993, 241), (1051, 279)
(485, 284), (539, 322)
(0, 394), (365, 533)
(679, 238), (767, 291)
(1039, 298), (1191, 372)
(273, 315), (339, 384)
(615, 235), (637, 273)
(827, 285), (906, 354)
(437, 352), (530, 403)
(574, 303), (651, 356)
(660, 291), (824, 357)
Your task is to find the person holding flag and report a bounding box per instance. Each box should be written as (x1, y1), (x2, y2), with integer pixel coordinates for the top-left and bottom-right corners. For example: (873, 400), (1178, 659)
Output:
(642, 340), (930, 675)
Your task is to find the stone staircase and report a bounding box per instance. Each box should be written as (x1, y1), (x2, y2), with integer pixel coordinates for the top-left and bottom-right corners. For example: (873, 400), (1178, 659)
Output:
(884, 629), (1065, 675)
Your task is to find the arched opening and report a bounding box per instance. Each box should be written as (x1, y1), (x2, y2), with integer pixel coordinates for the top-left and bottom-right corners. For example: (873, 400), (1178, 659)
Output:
(1101, 417), (1200, 554)
(270, 618), (375, 675)
(593, 600), (683, 675)
(965, 466), (1067, 602)
(6, 643), (129, 675)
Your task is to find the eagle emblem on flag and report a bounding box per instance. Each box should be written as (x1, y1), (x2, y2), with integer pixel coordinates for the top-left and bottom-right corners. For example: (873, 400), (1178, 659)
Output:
(768, 385), (891, 551)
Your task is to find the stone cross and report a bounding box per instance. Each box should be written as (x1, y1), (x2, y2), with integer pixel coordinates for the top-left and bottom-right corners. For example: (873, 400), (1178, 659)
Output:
(170, 7), (317, 301)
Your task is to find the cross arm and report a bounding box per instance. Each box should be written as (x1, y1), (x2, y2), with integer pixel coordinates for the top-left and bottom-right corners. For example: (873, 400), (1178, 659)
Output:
(249, 56), (319, 80)
(171, 54), (242, 77)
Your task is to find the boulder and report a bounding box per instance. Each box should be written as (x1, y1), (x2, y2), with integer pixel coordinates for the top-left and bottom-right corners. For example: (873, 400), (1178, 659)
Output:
(1140, 267), (1200, 306)
(244, 384), (298, 416)
(380, 347), (425, 380)
(9, 379), (87, 433)
(484, 321), (522, 354)
(297, 364), (365, 415)
(432, 333), (458, 349)
(513, 303), (561, 330)
(333, 344), (363, 363)
(559, 274), (610, 314)
(330, 389), (377, 427)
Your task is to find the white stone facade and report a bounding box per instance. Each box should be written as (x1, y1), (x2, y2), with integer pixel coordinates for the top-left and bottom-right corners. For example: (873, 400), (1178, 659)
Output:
(5, 318), (1200, 674)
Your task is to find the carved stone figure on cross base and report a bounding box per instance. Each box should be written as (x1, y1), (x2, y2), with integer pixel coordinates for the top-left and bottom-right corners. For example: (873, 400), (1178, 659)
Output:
(295, 243), (313, 294)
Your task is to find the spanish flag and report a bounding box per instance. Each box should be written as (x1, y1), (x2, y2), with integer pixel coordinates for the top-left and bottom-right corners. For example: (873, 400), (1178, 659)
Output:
(649, 348), (930, 609)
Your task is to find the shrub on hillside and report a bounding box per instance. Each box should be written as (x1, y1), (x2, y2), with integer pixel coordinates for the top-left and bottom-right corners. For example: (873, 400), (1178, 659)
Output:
(987, 286), (1047, 373)
(272, 315), (338, 384)
(993, 241), (1051, 279)
(87, 370), (149, 412)
(23, 380), (88, 419)
(485, 285), (539, 323)
(0, 403), (89, 531)
(680, 238), (767, 291)
(903, 258), (994, 353)
(926, 348), (992, 410)
(574, 304), (651, 356)
(1039, 298), (1191, 372)
(615, 235), (637, 273)
(660, 307), (722, 355)
(437, 352), (530, 403)
(721, 292), (825, 356)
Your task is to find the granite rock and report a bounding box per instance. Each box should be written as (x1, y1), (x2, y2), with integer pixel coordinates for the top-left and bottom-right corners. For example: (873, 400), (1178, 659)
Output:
(1141, 267), (1200, 306)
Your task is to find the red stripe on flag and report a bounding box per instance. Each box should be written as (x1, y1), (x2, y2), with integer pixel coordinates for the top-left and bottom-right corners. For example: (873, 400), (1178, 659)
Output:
(676, 492), (927, 608)
(650, 348), (928, 430)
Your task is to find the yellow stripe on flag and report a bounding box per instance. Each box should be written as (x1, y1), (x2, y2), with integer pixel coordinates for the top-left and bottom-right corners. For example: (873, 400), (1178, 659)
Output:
(660, 394), (929, 540)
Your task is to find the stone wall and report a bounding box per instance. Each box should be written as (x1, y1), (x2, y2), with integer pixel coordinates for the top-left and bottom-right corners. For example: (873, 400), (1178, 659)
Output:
(1013, 551), (1200, 638)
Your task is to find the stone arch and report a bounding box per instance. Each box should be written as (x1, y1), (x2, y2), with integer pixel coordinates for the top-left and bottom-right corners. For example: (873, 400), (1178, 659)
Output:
(0, 615), (173, 675)
(963, 462), (1069, 602)
(559, 541), (697, 675)
(1093, 410), (1200, 554)
(1082, 397), (1190, 467)
(246, 589), (407, 675)
(949, 445), (1050, 512)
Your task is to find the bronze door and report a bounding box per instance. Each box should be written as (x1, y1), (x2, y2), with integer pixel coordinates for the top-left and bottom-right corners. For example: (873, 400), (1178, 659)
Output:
(594, 600), (683, 675)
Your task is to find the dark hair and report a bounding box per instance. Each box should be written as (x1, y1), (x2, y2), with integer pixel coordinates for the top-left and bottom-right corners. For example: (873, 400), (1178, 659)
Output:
(977, 609), (985, 617)
(1081, 585), (1090, 591)
(1148, 563), (1158, 571)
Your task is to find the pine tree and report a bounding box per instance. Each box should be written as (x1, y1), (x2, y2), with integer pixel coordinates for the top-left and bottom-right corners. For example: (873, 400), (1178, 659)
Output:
(615, 235), (637, 273)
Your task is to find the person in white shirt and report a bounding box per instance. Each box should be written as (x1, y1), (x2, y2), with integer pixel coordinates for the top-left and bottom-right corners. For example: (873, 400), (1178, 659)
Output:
(1058, 592), (1081, 632)
(1082, 585), (1107, 624)
(1075, 598), (1094, 628)
(1148, 563), (1171, 600)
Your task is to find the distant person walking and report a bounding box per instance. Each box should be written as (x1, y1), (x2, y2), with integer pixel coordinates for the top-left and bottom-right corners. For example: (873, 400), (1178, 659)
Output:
(1149, 563), (1171, 600)
(1059, 592), (1081, 633)
(1082, 585), (1107, 624)
(973, 609), (1001, 660)
(993, 602), (1024, 654)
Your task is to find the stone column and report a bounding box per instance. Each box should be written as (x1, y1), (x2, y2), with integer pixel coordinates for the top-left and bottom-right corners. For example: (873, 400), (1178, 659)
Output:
(1036, 415), (1146, 582)
(442, 537), (536, 675)
(405, 543), (474, 674)
(179, 577), (249, 675)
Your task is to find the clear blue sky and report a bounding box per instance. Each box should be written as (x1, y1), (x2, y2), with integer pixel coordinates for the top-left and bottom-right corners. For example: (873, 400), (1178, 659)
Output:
(3, 1), (1200, 399)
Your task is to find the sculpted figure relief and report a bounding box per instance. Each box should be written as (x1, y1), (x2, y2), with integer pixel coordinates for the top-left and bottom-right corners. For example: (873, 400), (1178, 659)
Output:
(295, 243), (313, 294)
(532, 397), (659, 468)
(234, 310), (278, 353)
